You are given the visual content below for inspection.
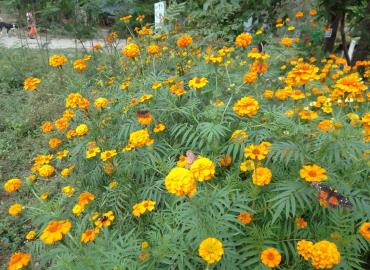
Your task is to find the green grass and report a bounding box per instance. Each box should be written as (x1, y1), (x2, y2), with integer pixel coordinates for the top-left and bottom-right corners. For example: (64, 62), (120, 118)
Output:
(0, 48), (74, 266)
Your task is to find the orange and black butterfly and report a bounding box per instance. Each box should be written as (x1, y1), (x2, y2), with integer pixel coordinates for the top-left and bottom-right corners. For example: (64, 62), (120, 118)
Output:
(311, 183), (352, 209)
(136, 110), (150, 117)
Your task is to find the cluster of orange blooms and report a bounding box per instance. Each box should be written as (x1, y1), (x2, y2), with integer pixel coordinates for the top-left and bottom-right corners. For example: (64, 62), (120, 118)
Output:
(3, 6), (370, 270)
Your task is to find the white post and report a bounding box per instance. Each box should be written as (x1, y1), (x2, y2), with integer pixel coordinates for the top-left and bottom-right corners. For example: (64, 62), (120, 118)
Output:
(347, 39), (358, 62)
(154, 1), (166, 30)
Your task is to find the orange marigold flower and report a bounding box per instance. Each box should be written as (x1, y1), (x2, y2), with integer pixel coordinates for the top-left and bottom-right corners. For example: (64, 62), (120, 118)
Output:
(244, 142), (271, 160)
(24, 77), (41, 91)
(298, 109), (318, 120)
(176, 34), (193, 48)
(281, 37), (292, 47)
(296, 217), (308, 228)
(4, 178), (22, 193)
(317, 119), (335, 132)
(170, 81), (186, 96)
(8, 203), (23, 216)
(300, 164), (328, 182)
(295, 11), (304, 18)
(38, 164), (55, 178)
(233, 96), (259, 117)
(231, 130), (249, 143)
(237, 212), (253, 224)
(359, 222), (370, 240)
(285, 62), (319, 86)
(252, 167), (272, 186)
(49, 54), (68, 68)
(81, 228), (96, 243)
(136, 110), (153, 126)
(123, 43), (140, 58)
(198, 237), (224, 264)
(309, 240), (340, 269)
(219, 154), (232, 167)
(235, 33), (253, 48)
(40, 220), (72, 244)
(41, 121), (53, 133)
(73, 59), (87, 72)
(309, 10), (317, 16)
(297, 240), (314, 260)
(153, 123), (166, 133)
(7, 252), (31, 270)
(132, 200), (156, 217)
(49, 138), (62, 149)
(147, 44), (160, 55)
(243, 71), (258, 84)
(260, 247), (282, 268)
(78, 191), (95, 207)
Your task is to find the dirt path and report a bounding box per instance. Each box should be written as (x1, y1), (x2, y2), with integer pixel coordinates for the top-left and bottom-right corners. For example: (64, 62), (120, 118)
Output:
(0, 34), (126, 50)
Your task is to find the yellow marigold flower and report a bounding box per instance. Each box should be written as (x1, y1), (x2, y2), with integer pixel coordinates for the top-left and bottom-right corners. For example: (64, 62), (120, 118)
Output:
(4, 178), (22, 193)
(49, 138), (62, 149)
(7, 252), (31, 270)
(176, 34), (193, 48)
(317, 119), (335, 132)
(296, 217), (308, 228)
(237, 212), (253, 224)
(132, 200), (156, 217)
(235, 33), (253, 48)
(127, 129), (154, 149)
(95, 211), (115, 228)
(190, 157), (215, 181)
(8, 203), (23, 216)
(231, 130), (249, 143)
(109, 180), (117, 189)
(62, 186), (75, 197)
(170, 81), (186, 96)
(359, 222), (370, 240)
(298, 109), (318, 120)
(75, 124), (89, 136)
(40, 220), (72, 244)
(189, 77), (208, 89)
(123, 43), (140, 58)
(263, 90), (274, 99)
(214, 99), (224, 106)
(72, 204), (85, 216)
(61, 164), (75, 177)
(219, 155), (232, 167)
(26, 230), (36, 240)
(152, 82), (162, 89)
(78, 192), (95, 207)
(309, 240), (340, 269)
(244, 142), (271, 160)
(86, 145), (101, 158)
(120, 81), (130, 90)
(100, 150), (117, 161)
(300, 164), (328, 182)
(285, 62), (319, 86)
(275, 86), (292, 100)
(164, 167), (197, 197)
(153, 123), (166, 133)
(147, 44), (160, 55)
(49, 54), (68, 68)
(73, 59), (87, 72)
(243, 71), (258, 84)
(287, 26), (295, 31)
(290, 89), (305, 100)
(252, 167), (272, 186)
(141, 241), (149, 249)
(38, 164), (55, 177)
(24, 77), (41, 91)
(81, 229), (96, 243)
(94, 97), (109, 109)
(297, 240), (314, 260)
(233, 96), (259, 117)
(120, 15), (132, 22)
(106, 31), (118, 43)
(260, 247), (282, 268)
(56, 149), (69, 159)
(240, 160), (255, 172)
(198, 237), (224, 264)
(41, 121), (53, 133)
(281, 37), (292, 47)
(103, 161), (114, 175)
(40, 192), (49, 200)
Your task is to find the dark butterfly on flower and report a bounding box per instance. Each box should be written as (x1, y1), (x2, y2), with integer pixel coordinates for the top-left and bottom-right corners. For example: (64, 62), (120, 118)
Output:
(185, 150), (197, 164)
(256, 40), (267, 53)
(136, 110), (150, 117)
(311, 182), (352, 209)
(99, 215), (109, 222)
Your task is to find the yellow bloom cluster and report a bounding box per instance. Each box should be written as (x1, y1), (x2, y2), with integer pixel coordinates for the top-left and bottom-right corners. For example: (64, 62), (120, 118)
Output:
(49, 54), (68, 68)
(190, 157), (215, 181)
(24, 77), (41, 91)
(233, 96), (259, 117)
(4, 178), (22, 193)
(132, 200), (156, 217)
(198, 237), (224, 264)
(123, 129), (154, 151)
(40, 220), (72, 244)
(297, 240), (340, 269)
(123, 43), (140, 58)
(165, 167), (197, 197)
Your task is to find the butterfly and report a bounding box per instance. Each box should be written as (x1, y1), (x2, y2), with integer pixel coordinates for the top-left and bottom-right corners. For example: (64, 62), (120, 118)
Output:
(256, 41), (267, 53)
(311, 182), (352, 209)
(136, 110), (150, 117)
(185, 150), (197, 164)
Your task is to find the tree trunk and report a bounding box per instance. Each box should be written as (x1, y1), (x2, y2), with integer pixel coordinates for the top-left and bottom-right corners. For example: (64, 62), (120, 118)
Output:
(351, 0), (370, 66)
(339, 12), (350, 65)
(323, 11), (342, 53)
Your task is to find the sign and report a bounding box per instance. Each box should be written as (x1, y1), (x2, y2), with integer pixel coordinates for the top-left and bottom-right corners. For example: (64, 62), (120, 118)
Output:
(154, 1), (166, 29)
